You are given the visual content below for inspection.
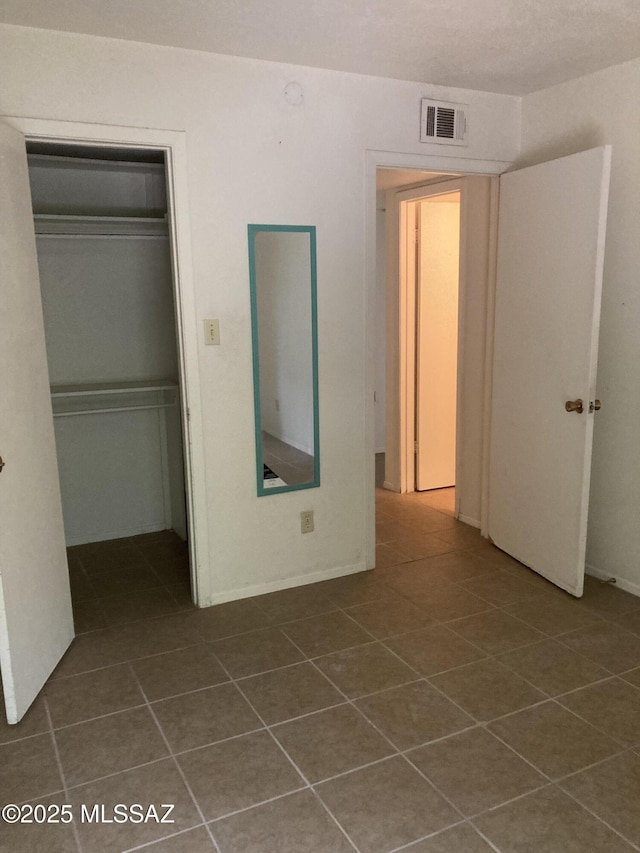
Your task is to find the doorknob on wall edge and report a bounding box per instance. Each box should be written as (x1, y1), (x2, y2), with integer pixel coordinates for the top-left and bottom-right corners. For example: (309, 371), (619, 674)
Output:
(590, 399), (602, 413)
(565, 399), (584, 413)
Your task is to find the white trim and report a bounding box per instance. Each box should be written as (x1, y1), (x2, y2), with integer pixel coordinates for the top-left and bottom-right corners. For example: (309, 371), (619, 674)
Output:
(586, 564), (640, 599)
(368, 150), (511, 175)
(480, 177), (500, 537)
(457, 513), (480, 529)
(208, 561), (368, 605)
(365, 149), (511, 572)
(3, 115), (210, 606)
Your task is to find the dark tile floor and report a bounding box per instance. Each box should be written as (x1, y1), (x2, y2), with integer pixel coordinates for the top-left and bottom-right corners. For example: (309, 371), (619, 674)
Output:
(2, 491), (640, 852)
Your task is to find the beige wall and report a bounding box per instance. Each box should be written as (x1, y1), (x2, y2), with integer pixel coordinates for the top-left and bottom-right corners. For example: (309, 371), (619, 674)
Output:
(521, 57), (640, 595)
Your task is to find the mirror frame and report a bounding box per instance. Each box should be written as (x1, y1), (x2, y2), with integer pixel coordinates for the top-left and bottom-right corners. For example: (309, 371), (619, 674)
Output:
(248, 224), (320, 496)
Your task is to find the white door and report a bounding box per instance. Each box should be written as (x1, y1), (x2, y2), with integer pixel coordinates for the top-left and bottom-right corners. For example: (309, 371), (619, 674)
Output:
(489, 146), (611, 596)
(415, 194), (460, 490)
(0, 121), (74, 723)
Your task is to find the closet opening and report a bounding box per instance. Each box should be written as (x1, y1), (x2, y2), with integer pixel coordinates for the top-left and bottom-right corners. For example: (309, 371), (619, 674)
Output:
(26, 140), (194, 629)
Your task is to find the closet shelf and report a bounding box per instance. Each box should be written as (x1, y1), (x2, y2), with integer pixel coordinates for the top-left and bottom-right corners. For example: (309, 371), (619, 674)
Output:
(34, 214), (169, 238)
(51, 380), (179, 418)
(51, 379), (178, 397)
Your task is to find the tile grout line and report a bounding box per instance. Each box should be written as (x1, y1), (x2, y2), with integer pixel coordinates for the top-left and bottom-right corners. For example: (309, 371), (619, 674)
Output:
(307, 604), (517, 764)
(43, 697), (85, 853)
(48, 701), (149, 733)
(380, 543), (638, 828)
(377, 506), (640, 845)
(470, 823), (515, 853)
(41, 757), (173, 802)
(553, 623), (640, 674)
(56, 520), (640, 851)
(469, 767), (640, 853)
(298, 580), (521, 720)
(46, 640), (202, 683)
(322, 600), (638, 805)
(212, 641), (363, 853)
(278, 630), (473, 840)
(204, 786), (310, 826)
(368, 628), (503, 725)
(381, 614), (632, 729)
(128, 663), (222, 853)
(57, 573), (640, 686)
(120, 824), (214, 853)
(386, 819), (504, 853)
(320, 587), (527, 732)
(482, 715), (634, 797)
(56, 597), (640, 755)
(73, 533), (191, 631)
(557, 776), (640, 853)
(550, 683), (640, 749)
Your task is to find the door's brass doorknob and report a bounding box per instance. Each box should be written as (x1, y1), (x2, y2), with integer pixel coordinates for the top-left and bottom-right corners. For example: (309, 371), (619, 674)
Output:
(565, 399), (584, 413)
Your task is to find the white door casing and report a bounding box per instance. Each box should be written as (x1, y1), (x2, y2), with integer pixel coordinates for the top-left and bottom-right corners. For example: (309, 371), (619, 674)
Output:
(0, 115), (207, 721)
(489, 146), (612, 596)
(384, 175), (494, 532)
(0, 120), (74, 723)
(11, 116), (209, 608)
(384, 176), (467, 496)
(367, 151), (509, 568)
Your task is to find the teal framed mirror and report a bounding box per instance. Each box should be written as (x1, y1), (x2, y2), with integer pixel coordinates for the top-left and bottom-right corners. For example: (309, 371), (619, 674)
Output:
(248, 224), (320, 496)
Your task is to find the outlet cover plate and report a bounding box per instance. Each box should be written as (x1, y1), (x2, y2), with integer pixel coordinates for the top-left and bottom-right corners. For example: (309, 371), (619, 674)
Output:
(300, 510), (314, 534)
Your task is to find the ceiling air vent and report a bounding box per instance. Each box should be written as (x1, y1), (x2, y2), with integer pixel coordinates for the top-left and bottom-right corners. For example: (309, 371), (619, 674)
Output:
(420, 99), (468, 146)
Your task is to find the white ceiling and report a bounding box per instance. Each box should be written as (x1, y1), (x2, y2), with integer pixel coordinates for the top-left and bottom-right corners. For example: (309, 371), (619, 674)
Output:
(2, 0), (640, 95)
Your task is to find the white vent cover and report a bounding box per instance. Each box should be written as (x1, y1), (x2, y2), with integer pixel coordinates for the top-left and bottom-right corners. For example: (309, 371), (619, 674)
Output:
(420, 99), (468, 146)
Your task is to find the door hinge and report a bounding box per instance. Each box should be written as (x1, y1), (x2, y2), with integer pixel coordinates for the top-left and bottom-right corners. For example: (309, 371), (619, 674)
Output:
(414, 441), (418, 455)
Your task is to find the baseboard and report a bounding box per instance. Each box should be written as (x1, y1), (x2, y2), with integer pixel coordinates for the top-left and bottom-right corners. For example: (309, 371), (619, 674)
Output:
(383, 481), (400, 492)
(202, 561), (369, 607)
(585, 563), (640, 599)
(65, 522), (167, 547)
(458, 513), (480, 529)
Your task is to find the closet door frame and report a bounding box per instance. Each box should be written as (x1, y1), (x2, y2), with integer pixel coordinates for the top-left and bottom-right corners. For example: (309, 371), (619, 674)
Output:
(5, 116), (210, 606)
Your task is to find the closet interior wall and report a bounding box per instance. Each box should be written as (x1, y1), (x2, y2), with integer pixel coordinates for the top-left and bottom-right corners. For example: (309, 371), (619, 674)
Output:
(28, 146), (187, 547)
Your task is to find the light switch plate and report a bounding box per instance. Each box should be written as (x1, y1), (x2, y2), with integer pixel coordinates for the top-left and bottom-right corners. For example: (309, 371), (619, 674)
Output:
(204, 319), (220, 346)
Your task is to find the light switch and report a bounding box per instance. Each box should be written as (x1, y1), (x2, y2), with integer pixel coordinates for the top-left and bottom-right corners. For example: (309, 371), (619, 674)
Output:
(204, 319), (220, 346)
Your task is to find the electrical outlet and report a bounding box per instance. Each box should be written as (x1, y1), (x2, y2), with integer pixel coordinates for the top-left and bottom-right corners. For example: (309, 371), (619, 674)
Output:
(204, 319), (220, 346)
(300, 510), (314, 534)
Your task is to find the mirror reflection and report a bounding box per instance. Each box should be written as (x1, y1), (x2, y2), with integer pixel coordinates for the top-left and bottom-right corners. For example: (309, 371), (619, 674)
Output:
(248, 225), (320, 495)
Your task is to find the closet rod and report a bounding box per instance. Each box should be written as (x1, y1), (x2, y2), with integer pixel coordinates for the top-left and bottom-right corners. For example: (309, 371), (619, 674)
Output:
(53, 403), (175, 418)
